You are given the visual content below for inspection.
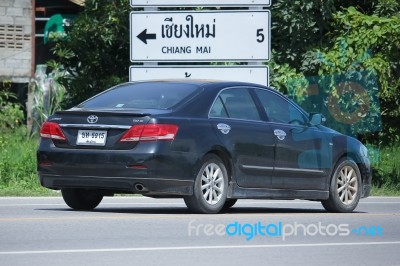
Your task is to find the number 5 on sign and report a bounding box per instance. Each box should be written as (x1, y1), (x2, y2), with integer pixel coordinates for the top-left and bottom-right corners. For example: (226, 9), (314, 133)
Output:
(257, 29), (264, 43)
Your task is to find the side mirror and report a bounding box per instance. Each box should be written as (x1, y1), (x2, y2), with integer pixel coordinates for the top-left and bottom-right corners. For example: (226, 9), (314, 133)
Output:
(309, 113), (325, 126)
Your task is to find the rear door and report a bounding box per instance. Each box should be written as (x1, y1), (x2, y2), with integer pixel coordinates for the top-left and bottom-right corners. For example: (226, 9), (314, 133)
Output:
(209, 87), (275, 188)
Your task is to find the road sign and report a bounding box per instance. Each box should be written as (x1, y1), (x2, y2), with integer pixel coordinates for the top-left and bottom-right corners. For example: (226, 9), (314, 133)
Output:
(129, 65), (269, 86)
(130, 0), (271, 7)
(130, 10), (270, 62)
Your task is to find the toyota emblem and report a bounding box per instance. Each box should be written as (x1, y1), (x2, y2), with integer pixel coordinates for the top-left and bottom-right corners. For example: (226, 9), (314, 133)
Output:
(87, 115), (98, 124)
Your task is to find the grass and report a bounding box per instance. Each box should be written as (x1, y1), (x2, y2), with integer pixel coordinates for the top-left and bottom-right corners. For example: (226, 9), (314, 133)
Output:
(371, 185), (400, 196)
(0, 127), (55, 196)
(369, 144), (400, 194)
(0, 127), (399, 197)
(0, 187), (59, 197)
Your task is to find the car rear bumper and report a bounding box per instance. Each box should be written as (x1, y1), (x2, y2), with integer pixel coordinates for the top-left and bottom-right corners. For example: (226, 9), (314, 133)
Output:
(37, 139), (198, 196)
(39, 174), (193, 196)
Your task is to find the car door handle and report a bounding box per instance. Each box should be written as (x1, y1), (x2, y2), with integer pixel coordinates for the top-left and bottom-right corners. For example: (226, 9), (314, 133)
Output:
(274, 129), (286, 140)
(217, 123), (231, 134)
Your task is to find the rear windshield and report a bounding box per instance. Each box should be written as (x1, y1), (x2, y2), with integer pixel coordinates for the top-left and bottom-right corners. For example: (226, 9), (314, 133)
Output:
(77, 82), (199, 110)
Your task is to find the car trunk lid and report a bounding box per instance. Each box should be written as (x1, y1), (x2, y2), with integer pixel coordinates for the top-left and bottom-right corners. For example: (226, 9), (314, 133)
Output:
(47, 109), (169, 150)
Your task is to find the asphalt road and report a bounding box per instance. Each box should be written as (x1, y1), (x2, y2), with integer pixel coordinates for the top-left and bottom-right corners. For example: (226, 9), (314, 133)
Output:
(0, 196), (399, 266)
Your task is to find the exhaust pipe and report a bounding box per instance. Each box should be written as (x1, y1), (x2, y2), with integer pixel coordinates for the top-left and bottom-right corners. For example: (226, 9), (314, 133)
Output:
(134, 183), (145, 192)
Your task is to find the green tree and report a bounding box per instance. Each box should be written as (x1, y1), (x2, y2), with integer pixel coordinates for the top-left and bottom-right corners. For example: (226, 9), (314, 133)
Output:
(271, 0), (336, 71)
(50, 0), (130, 107)
(270, 0), (400, 144)
(309, 4), (400, 143)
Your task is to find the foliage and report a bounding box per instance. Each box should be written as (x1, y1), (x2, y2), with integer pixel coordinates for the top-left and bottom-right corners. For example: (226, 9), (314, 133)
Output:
(270, 1), (400, 144)
(0, 81), (24, 129)
(371, 185), (400, 196)
(305, 5), (400, 144)
(271, 0), (337, 71)
(268, 54), (309, 103)
(313, 7), (400, 94)
(374, 0), (400, 17)
(31, 65), (67, 132)
(0, 127), (55, 196)
(371, 144), (400, 190)
(50, 0), (130, 107)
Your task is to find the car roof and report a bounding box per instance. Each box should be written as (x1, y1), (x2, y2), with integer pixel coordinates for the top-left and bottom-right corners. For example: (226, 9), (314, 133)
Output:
(126, 79), (268, 89)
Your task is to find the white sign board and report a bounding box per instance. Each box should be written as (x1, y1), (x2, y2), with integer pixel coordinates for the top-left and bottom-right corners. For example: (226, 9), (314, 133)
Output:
(131, 0), (271, 7)
(129, 65), (269, 86)
(130, 11), (270, 62)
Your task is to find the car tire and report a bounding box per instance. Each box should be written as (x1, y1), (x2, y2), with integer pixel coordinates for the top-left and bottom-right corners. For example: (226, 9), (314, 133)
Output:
(61, 188), (103, 210)
(184, 154), (228, 214)
(222, 199), (237, 210)
(321, 158), (362, 213)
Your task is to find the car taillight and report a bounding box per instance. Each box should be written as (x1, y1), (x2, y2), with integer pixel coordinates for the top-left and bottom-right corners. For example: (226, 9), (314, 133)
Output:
(40, 122), (67, 141)
(119, 124), (178, 142)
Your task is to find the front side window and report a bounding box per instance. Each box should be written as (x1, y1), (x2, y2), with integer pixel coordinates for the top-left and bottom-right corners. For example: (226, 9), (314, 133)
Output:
(255, 89), (307, 125)
(210, 88), (260, 121)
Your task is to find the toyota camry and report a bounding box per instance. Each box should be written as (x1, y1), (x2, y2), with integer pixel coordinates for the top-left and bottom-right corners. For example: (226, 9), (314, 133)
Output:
(37, 80), (371, 214)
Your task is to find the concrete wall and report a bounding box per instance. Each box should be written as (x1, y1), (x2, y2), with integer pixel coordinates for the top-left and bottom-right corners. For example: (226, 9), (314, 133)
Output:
(0, 0), (32, 83)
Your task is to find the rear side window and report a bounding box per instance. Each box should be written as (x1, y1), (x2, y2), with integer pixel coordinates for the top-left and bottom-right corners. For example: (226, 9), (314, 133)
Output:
(78, 82), (199, 110)
(210, 88), (260, 121)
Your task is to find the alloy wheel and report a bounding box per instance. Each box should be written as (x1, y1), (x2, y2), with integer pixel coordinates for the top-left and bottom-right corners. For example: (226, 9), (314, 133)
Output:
(201, 163), (225, 205)
(336, 166), (358, 205)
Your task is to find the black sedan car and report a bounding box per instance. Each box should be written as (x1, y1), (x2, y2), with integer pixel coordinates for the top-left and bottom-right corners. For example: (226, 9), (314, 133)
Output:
(37, 80), (371, 214)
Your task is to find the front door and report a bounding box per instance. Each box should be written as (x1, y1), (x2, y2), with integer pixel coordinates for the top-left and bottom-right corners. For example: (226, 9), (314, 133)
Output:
(254, 88), (328, 190)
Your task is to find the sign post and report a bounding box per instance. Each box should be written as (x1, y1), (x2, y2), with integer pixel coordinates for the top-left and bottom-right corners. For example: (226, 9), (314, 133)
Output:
(131, 0), (271, 7)
(130, 10), (271, 62)
(129, 2), (272, 86)
(130, 65), (269, 86)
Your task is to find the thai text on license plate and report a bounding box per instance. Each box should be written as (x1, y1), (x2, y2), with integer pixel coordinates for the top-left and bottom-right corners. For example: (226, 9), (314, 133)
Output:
(76, 130), (107, 146)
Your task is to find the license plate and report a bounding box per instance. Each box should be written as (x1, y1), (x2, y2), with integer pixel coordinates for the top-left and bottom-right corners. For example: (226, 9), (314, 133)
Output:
(76, 130), (107, 146)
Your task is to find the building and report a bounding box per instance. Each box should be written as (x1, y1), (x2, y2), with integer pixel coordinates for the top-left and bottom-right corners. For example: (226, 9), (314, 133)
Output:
(0, 0), (32, 84)
(0, 0), (82, 98)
